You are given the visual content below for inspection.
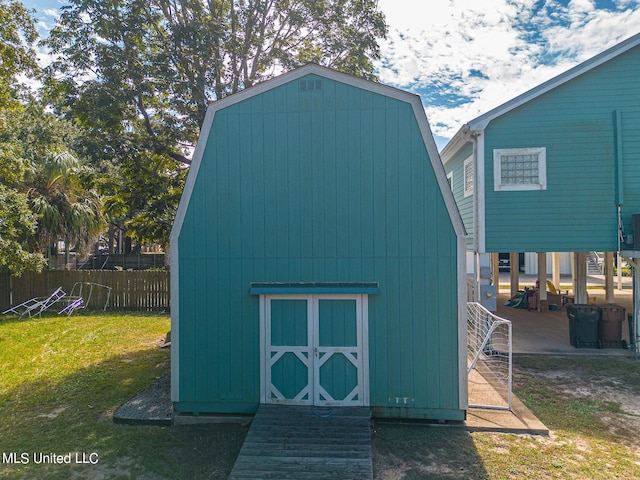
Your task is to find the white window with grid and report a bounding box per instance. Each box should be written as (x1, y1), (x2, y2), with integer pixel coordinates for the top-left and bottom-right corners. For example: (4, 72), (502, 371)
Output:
(493, 147), (546, 191)
(463, 156), (473, 197)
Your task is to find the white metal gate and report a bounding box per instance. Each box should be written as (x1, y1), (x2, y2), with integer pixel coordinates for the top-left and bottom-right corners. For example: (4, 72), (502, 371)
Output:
(260, 294), (369, 407)
(467, 302), (512, 410)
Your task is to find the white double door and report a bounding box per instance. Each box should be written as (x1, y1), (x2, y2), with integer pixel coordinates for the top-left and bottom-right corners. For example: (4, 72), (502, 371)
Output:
(260, 294), (369, 406)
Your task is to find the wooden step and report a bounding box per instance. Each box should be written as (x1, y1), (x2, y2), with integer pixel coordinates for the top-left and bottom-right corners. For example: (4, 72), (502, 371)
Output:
(228, 404), (372, 479)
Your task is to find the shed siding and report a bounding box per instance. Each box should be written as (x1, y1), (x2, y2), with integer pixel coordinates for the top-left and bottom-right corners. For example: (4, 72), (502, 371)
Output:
(483, 46), (640, 252)
(175, 74), (462, 418)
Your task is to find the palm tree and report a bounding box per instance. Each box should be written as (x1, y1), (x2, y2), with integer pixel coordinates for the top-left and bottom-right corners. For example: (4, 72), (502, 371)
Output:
(26, 150), (104, 266)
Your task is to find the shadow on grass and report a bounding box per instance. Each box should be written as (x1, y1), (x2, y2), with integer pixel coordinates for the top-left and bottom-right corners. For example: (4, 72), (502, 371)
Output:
(0, 312), (37, 326)
(372, 422), (489, 479)
(0, 341), (248, 480)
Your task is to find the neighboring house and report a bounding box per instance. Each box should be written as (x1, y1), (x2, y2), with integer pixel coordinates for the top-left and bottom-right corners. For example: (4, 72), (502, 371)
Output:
(441, 32), (640, 304)
(170, 64), (468, 421)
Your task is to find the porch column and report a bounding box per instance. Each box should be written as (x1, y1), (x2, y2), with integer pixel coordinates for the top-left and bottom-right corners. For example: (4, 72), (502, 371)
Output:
(634, 262), (640, 358)
(552, 252), (561, 290)
(571, 252), (576, 296)
(604, 252), (614, 303)
(537, 253), (548, 311)
(509, 252), (520, 298)
(491, 253), (500, 294)
(574, 252), (588, 304)
(617, 252), (623, 291)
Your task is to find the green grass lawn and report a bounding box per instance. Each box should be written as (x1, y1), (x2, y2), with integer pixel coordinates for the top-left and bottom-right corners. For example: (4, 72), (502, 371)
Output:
(0, 311), (247, 480)
(2, 312), (640, 479)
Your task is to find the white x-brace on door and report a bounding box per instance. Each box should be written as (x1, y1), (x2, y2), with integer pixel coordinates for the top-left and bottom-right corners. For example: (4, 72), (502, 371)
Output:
(260, 294), (369, 406)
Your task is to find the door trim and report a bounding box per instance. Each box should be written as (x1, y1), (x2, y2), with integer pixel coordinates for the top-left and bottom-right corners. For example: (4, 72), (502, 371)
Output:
(259, 293), (369, 406)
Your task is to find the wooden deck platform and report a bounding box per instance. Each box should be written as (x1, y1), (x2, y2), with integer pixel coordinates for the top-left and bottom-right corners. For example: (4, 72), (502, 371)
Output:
(229, 404), (373, 479)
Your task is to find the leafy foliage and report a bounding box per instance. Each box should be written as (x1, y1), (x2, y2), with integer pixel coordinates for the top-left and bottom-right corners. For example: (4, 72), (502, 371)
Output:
(0, 2), (46, 275)
(0, 153), (44, 276)
(25, 149), (105, 257)
(1, 98), (104, 270)
(0, 183), (45, 275)
(44, 0), (387, 245)
(0, 0), (38, 104)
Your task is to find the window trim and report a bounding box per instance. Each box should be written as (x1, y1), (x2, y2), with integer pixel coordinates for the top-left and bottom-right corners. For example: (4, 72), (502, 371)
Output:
(446, 171), (453, 192)
(493, 147), (547, 191)
(463, 156), (474, 198)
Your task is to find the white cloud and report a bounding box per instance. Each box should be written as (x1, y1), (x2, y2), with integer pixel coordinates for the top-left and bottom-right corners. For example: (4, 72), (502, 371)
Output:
(377, 0), (640, 145)
(43, 8), (60, 18)
(544, 7), (640, 59)
(32, 7), (60, 36)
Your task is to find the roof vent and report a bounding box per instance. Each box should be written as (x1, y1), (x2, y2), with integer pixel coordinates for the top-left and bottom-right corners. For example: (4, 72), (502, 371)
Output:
(299, 79), (322, 92)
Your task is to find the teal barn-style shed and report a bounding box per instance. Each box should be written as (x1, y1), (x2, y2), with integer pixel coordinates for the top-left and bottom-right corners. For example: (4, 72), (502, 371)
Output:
(170, 64), (468, 421)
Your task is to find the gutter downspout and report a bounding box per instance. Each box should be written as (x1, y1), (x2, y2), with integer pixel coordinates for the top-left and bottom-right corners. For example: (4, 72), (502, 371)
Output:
(616, 110), (624, 257)
(614, 110), (637, 357)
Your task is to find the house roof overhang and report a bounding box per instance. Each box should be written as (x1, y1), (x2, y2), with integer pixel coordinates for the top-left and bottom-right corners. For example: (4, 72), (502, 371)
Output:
(440, 125), (475, 165)
(441, 32), (640, 162)
(466, 32), (640, 132)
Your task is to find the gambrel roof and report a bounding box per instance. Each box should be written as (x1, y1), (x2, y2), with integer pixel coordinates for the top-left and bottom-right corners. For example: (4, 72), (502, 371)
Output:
(173, 63), (466, 243)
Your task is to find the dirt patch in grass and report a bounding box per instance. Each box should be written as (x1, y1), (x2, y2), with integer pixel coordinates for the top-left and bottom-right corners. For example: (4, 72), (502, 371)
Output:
(372, 355), (640, 479)
(529, 364), (640, 418)
(513, 356), (640, 437)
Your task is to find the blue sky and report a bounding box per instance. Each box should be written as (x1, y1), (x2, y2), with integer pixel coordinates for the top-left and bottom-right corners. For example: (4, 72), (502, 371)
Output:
(23, 0), (640, 149)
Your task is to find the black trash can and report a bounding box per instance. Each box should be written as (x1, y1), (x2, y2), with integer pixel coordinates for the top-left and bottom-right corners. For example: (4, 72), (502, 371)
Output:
(599, 304), (626, 348)
(566, 304), (601, 348)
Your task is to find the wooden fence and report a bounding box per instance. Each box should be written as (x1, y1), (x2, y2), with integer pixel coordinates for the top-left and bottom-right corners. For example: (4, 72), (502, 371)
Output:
(0, 271), (169, 312)
(78, 252), (166, 271)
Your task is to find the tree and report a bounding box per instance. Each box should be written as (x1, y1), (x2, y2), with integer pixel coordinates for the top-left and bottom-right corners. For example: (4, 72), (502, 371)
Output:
(0, 186), (45, 275)
(0, 0), (38, 104)
(0, 1), (46, 275)
(0, 2), (103, 274)
(26, 150), (105, 265)
(1, 97), (104, 269)
(44, 0), (387, 245)
(0, 142), (46, 275)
